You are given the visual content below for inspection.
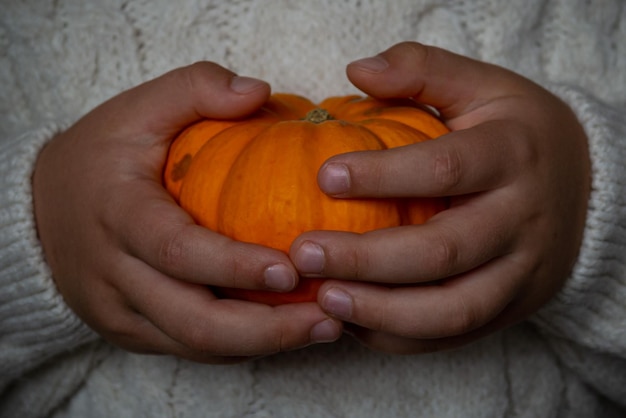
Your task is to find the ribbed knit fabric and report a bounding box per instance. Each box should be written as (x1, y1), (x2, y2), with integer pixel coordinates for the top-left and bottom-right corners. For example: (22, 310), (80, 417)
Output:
(533, 85), (626, 357)
(1, 1), (625, 417)
(0, 126), (97, 394)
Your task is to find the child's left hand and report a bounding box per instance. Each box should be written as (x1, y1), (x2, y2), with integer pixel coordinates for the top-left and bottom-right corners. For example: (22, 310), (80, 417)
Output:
(290, 42), (591, 353)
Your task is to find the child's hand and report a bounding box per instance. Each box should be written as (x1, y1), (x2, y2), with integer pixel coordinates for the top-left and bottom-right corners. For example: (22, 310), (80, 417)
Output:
(291, 42), (590, 354)
(33, 63), (341, 363)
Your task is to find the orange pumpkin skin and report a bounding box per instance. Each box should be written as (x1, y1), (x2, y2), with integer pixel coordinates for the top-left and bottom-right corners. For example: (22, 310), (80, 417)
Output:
(163, 94), (449, 305)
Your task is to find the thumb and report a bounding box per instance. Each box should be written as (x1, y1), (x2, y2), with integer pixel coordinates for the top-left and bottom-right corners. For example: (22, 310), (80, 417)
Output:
(346, 42), (527, 121)
(82, 61), (270, 142)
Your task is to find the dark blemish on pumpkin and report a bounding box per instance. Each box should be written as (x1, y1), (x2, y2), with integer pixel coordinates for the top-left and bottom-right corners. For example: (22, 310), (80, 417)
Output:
(170, 153), (192, 182)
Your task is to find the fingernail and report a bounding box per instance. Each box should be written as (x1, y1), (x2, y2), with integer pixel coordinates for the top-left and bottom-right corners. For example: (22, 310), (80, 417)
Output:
(322, 287), (353, 320)
(350, 55), (389, 73)
(310, 319), (341, 343)
(230, 76), (267, 94)
(319, 162), (350, 195)
(293, 241), (325, 275)
(264, 264), (296, 291)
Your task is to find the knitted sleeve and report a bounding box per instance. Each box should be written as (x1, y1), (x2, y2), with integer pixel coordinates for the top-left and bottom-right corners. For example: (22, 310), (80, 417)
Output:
(0, 125), (97, 394)
(530, 84), (626, 404)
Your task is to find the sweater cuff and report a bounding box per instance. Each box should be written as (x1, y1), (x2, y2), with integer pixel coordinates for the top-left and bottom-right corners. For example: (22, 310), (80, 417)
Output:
(531, 85), (626, 356)
(0, 124), (97, 388)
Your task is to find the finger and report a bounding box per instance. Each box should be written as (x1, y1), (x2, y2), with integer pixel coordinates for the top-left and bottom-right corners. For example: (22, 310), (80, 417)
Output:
(82, 61), (271, 141)
(96, 293), (289, 364)
(114, 257), (343, 358)
(61, 258), (216, 360)
(346, 42), (532, 122)
(318, 119), (532, 198)
(78, 63), (293, 293)
(343, 326), (473, 355)
(345, 287), (545, 355)
(66, 281), (262, 363)
(74, 250), (313, 363)
(291, 189), (516, 283)
(108, 180), (300, 292)
(318, 254), (525, 340)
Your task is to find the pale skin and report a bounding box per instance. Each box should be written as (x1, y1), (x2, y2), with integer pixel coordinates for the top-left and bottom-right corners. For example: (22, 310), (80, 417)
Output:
(33, 42), (590, 360)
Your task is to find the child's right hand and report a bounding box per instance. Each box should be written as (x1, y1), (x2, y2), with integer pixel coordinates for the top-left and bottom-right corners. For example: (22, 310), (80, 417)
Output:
(32, 62), (342, 363)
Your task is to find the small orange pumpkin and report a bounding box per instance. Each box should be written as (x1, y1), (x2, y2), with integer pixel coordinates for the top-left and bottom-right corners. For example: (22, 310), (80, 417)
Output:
(163, 94), (449, 305)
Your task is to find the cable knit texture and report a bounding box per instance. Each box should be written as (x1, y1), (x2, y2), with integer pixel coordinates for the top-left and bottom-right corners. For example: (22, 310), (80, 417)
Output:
(1, 1), (625, 417)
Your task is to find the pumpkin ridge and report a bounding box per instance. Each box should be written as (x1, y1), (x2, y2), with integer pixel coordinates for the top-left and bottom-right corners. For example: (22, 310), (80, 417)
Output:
(366, 107), (448, 138)
(360, 118), (431, 150)
(164, 93), (450, 305)
(164, 119), (240, 199)
(180, 121), (272, 230)
(216, 121), (320, 250)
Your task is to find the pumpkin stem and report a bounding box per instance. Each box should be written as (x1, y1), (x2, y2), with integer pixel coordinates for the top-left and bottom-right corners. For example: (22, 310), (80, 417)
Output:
(304, 108), (333, 124)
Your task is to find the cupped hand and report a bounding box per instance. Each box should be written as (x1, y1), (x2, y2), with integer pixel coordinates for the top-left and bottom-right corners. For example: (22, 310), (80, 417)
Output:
(33, 62), (341, 363)
(290, 42), (590, 354)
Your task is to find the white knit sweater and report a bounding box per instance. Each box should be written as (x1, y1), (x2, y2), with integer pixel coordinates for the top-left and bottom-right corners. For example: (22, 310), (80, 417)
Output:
(1, 1), (625, 417)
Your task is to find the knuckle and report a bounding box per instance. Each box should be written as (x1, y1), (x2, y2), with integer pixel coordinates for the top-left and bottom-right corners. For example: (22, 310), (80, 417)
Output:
(376, 295), (395, 333)
(513, 127), (540, 169)
(255, 317), (293, 355)
(98, 313), (157, 354)
(179, 321), (219, 353)
(399, 41), (429, 64)
(428, 230), (459, 279)
(99, 317), (133, 341)
(218, 240), (252, 289)
(432, 147), (463, 193)
(157, 228), (190, 275)
(351, 238), (376, 280)
(446, 293), (483, 335)
(274, 324), (288, 353)
(182, 61), (221, 86)
(177, 61), (229, 100)
(369, 158), (392, 196)
(182, 334), (213, 353)
(499, 120), (540, 174)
